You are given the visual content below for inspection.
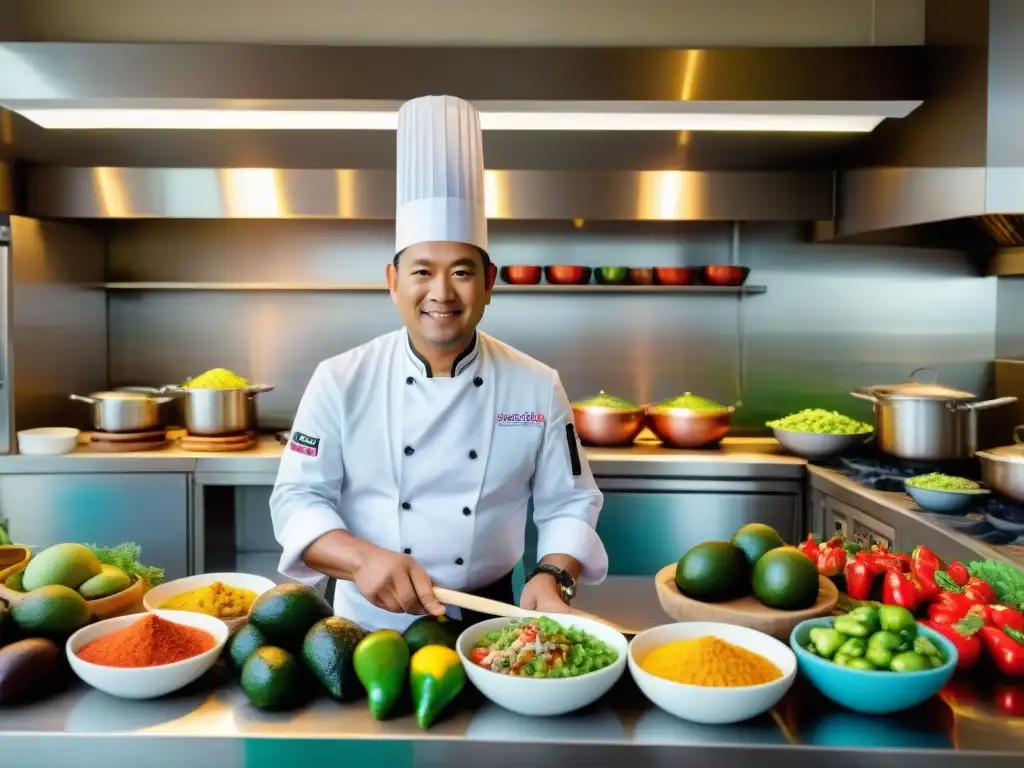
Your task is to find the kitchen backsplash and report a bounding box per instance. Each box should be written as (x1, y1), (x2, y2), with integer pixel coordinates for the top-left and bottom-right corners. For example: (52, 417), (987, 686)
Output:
(105, 220), (999, 436)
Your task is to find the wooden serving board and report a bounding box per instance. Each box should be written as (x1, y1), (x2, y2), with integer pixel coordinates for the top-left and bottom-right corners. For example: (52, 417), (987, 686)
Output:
(0, 575), (147, 620)
(89, 429), (167, 443)
(179, 433), (256, 452)
(88, 439), (170, 453)
(654, 563), (838, 641)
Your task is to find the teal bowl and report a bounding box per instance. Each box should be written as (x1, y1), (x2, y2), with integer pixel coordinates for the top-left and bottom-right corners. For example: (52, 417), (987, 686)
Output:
(789, 617), (958, 715)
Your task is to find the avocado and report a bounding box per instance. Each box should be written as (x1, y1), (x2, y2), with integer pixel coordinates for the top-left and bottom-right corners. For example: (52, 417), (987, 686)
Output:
(227, 622), (269, 673)
(354, 630), (410, 720)
(0, 602), (16, 648)
(21, 543), (103, 592)
(0, 638), (61, 704)
(674, 541), (750, 602)
(248, 583), (334, 651)
(730, 524), (786, 568)
(403, 616), (464, 655)
(77, 565), (132, 600)
(11, 585), (91, 637)
(241, 646), (304, 711)
(752, 546), (820, 610)
(302, 616), (367, 701)
(571, 391), (640, 411)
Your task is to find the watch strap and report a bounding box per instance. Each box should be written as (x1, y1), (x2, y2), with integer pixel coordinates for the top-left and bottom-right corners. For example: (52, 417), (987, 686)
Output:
(528, 564), (576, 602)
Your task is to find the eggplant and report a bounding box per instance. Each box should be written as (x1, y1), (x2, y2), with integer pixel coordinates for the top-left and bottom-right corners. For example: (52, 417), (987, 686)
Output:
(0, 637), (61, 704)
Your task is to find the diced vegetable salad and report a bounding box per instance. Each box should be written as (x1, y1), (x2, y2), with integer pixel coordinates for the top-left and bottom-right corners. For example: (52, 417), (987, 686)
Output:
(470, 617), (619, 678)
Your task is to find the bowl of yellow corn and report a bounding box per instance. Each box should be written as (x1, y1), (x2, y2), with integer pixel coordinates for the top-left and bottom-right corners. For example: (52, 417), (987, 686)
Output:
(144, 572), (277, 629)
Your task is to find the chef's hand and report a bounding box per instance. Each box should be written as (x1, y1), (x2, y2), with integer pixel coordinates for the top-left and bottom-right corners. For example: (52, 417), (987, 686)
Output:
(353, 546), (446, 617)
(519, 574), (570, 615)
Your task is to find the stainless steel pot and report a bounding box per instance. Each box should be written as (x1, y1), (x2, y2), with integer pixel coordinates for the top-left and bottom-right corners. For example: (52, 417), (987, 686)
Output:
(850, 368), (1017, 461)
(977, 426), (1024, 504)
(162, 385), (273, 436)
(69, 391), (174, 433)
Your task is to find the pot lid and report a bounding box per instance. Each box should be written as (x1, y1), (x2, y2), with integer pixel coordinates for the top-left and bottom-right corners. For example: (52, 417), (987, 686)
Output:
(868, 368), (977, 401)
(979, 444), (1024, 462)
(89, 391), (154, 400)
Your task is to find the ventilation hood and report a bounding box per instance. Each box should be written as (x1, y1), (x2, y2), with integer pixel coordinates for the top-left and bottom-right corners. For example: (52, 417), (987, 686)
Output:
(0, 43), (924, 221)
(822, 0), (1024, 264)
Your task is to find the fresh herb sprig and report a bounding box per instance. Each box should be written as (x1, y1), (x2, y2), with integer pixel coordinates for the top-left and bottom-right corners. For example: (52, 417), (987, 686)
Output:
(968, 560), (1024, 610)
(85, 542), (165, 587)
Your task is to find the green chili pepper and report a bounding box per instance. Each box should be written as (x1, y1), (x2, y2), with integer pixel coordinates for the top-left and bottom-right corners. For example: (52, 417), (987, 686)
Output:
(847, 606), (881, 634)
(890, 651), (932, 673)
(834, 614), (874, 638)
(844, 657), (877, 671)
(837, 637), (866, 659)
(866, 630), (903, 670)
(809, 627), (845, 659)
(878, 605), (917, 635)
(833, 652), (855, 667)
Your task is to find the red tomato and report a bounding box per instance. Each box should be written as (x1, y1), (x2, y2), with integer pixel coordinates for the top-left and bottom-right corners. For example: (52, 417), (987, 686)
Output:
(470, 648), (489, 665)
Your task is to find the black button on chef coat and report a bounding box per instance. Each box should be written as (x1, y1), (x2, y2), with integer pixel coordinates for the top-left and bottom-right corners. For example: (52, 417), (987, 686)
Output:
(406, 376), (414, 385)
(404, 445), (415, 456)
(403, 547), (412, 554)
(468, 450), (477, 460)
(401, 501), (411, 510)
(455, 557), (464, 566)
(462, 507), (472, 516)
(473, 376), (483, 387)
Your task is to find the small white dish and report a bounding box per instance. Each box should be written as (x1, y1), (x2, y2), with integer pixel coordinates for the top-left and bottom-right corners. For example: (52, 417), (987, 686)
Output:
(628, 621), (797, 725)
(67, 610), (229, 700)
(144, 572), (277, 630)
(17, 427), (80, 456)
(456, 614), (628, 717)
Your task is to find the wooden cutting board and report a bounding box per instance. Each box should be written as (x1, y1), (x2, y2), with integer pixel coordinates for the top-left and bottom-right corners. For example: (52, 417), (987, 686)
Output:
(88, 439), (170, 453)
(179, 432), (256, 452)
(89, 429), (168, 443)
(654, 563), (838, 641)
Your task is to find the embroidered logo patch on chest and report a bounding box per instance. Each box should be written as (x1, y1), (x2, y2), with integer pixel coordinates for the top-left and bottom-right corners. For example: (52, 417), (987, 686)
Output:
(496, 412), (545, 427)
(289, 431), (320, 456)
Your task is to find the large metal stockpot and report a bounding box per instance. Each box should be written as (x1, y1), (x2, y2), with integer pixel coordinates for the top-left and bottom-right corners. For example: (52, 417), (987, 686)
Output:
(977, 426), (1024, 504)
(163, 384), (273, 436)
(850, 368), (1017, 461)
(69, 391), (174, 433)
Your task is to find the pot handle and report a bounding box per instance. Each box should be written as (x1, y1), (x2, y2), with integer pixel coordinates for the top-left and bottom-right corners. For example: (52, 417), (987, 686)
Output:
(850, 389), (881, 404)
(157, 384), (186, 394)
(68, 394), (97, 405)
(151, 396), (177, 405)
(246, 385), (274, 394)
(956, 396), (1018, 412)
(910, 367), (939, 385)
(1015, 425), (1024, 445)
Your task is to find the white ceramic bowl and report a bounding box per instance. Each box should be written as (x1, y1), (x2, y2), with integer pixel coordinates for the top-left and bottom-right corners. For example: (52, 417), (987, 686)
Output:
(67, 610), (229, 699)
(17, 427), (80, 456)
(628, 621), (797, 724)
(143, 572), (277, 629)
(456, 614), (628, 717)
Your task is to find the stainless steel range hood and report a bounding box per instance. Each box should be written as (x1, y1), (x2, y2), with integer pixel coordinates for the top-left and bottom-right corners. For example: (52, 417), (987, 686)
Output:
(0, 43), (925, 221)
(822, 0), (1024, 263)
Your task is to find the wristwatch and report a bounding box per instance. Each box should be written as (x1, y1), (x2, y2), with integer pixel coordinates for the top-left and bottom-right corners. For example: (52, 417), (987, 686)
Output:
(528, 564), (577, 603)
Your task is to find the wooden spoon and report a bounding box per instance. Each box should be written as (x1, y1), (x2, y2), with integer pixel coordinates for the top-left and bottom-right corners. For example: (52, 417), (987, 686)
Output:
(433, 586), (640, 636)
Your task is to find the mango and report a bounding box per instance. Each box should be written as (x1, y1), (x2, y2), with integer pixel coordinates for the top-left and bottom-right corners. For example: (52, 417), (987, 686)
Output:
(12, 585), (91, 636)
(77, 565), (131, 599)
(21, 543), (102, 592)
(410, 644), (466, 729)
(353, 630), (409, 720)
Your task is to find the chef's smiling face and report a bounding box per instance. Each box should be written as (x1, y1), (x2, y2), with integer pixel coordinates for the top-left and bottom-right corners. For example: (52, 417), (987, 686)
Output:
(387, 241), (496, 353)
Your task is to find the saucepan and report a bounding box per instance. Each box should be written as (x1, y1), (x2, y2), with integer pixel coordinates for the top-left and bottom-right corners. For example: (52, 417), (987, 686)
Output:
(69, 391), (174, 433)
(851, 368), (1017, 461)
(976, 425), (1024, 505)
(160, 384), (274, 436)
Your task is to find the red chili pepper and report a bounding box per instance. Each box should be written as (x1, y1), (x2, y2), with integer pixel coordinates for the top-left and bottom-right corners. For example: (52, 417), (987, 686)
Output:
(928, 591), (980, 624)
(912, 562), (942, 602)
(947, 561), (970, 587)
(980, 625), (1024, 677)
(816, 546), (847, 578)
(844, 557), (877, 601)
(912, 545), (944, 573)
(986, 605), (1024, 633)
(798, 534), (819, 562)
(963, 577), (997, 605)
(883, 567), (920, 611)
(824, 535), (845, 549)
(994, 682), (1024, 717)
(924, 616), (983, 670)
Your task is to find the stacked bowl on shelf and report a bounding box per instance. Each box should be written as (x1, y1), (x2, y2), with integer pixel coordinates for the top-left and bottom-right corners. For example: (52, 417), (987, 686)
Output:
(498, 264), (750, 286)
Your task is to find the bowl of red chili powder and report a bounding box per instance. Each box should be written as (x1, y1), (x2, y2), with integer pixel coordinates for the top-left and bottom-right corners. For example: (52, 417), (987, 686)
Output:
(67, 610), (229, 699)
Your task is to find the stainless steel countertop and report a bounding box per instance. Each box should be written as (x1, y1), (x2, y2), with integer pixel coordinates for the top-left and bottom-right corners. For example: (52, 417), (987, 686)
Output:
(0, 436), (808, 479)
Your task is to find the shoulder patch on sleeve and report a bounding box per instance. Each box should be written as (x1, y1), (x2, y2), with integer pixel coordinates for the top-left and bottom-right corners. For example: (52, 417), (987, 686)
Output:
(289, 431), (320, 457)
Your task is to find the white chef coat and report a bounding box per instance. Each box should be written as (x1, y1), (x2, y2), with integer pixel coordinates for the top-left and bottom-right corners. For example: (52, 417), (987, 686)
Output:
(270, 329), (608, 632)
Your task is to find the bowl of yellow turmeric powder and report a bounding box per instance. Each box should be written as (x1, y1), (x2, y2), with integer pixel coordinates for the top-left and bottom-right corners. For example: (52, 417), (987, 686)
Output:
(628, 622), (797, 724)
(143, 572), (277, 629)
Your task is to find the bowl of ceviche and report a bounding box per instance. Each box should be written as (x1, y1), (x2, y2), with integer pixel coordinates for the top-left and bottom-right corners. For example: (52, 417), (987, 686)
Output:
(456, 615), (628, 716)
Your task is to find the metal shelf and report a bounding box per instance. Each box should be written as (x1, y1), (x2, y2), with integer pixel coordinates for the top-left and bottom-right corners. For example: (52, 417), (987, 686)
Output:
(98, 282), (767, 295)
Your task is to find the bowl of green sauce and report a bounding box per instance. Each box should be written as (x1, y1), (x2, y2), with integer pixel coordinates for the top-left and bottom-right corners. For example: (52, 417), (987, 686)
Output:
(571, 391), (646, 447)
(904, 473), (990, 515)
(647, 393), (735, 448)
(766, 409), (874, 461)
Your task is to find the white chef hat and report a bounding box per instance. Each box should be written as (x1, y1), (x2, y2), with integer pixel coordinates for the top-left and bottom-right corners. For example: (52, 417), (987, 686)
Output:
(394, 95), (488, 258)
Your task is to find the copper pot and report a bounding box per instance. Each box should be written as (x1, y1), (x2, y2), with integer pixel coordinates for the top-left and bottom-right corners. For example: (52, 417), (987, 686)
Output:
(654, 267), (697, 286)
(572, 405), (646, 447)
(646, 405), (735, 448)
(701, 265), (750, 286)
(628, 267), (655, 285)
(545, 265), (592, 285)
(500, 265), (542, 285)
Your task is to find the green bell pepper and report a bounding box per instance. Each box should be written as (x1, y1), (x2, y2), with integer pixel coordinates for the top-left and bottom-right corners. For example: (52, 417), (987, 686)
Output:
(912, 636), (945, 667)
(353, 630), (410, 720)
(837, 637), (867, 659)
(878, 605), (917, 635)
(890, 651), (932, 673)
(834, 612), (876, 638)
(866, 630), (903, 670)
(833, 652), (855, 667)
(847, 606), (881, 634)
(843, 657), (876, 671)
(809, 627), (845, 659)
(410, 644), (466, 730)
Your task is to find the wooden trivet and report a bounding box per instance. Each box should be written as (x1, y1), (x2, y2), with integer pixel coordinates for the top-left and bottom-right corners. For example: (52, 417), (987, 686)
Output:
(90, 429), (167, 443)
(88, 439), (170, 453)
(178, 431), (256, 452)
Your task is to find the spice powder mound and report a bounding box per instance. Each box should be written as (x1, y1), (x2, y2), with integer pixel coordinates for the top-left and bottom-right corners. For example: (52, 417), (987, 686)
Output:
(77, 614), (216, 668)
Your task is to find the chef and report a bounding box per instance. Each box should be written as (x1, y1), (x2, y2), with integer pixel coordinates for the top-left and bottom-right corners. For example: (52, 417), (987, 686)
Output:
(269, 94), (608, 632)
